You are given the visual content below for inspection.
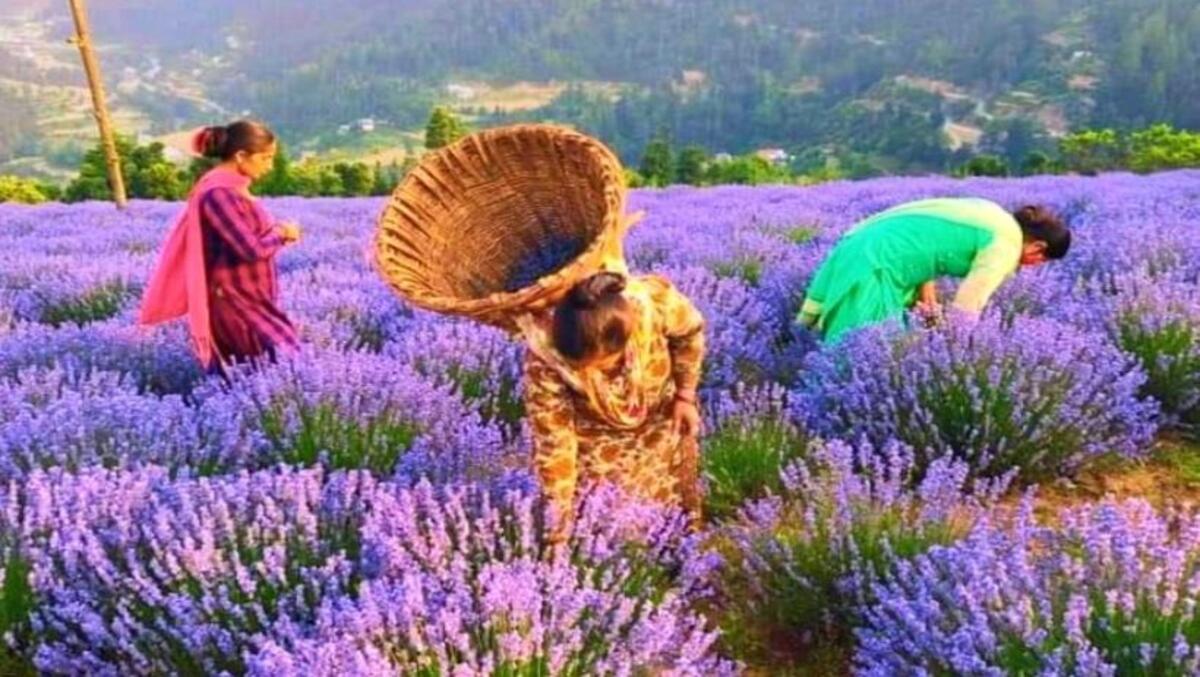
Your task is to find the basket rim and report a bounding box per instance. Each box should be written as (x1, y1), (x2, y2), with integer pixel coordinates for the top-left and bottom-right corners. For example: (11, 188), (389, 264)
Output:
(373, 123), (628, 320)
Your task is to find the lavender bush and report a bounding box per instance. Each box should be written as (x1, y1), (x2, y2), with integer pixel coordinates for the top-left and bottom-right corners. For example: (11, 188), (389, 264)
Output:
(0, 467), (732, 675)
(714, 439), (1007, 664)
(196, 349), (512, 482)
(248, 481), (732, 675)
(1104, 274), (1200, 434)
(2, 171), (1198, 671)
(21, 467), (370, 676)
(383, 312), (525, 432)
(702, 383), (808, 520)
(858, 497), (1200, 676)
(799, 316), (1159, 482)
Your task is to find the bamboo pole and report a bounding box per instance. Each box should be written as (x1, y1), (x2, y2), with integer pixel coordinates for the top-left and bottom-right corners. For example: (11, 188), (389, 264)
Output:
(66, 0), (127, 208)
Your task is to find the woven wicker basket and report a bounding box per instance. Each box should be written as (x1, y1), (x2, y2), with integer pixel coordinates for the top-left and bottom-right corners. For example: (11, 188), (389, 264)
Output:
(374, 124), (631, 330)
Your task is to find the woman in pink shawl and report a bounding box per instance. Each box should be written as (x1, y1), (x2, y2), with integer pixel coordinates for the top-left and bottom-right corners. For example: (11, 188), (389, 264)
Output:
(140, 120), (301, 375)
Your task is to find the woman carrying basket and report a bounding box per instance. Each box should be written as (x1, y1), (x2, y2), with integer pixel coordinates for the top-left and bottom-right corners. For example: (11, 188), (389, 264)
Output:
(516, 269), (707, 537)
(140, 120), (301, 375)
(372, 124), (708, 539)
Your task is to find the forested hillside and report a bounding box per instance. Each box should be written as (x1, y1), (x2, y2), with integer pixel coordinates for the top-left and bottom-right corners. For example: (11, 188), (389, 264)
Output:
(21, 0), (1200, 170)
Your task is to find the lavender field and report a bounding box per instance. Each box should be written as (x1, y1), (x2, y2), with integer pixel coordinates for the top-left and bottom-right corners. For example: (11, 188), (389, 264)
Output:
(1, 171), (1199, 675)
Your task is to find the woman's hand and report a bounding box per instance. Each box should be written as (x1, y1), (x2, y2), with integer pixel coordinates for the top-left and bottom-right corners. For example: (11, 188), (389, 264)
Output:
(671, 391), (702, 439)
(277, 221), (302, 244)
(915, 281), (941, 327)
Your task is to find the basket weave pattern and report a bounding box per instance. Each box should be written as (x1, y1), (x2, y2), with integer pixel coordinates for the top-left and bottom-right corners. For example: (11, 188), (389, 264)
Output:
(374, 124), (628, 330)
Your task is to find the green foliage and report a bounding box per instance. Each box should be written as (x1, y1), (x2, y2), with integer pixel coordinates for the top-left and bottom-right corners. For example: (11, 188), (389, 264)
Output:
(675, 145), (709, 185)
(958, 154), (1009, 177)
(65, 136), (188, 202)
(259, 402), (419, 475)
(702, 419), (808, 520)
(716, 446), (965, 665)
(450, 366), (525, 432)
(981, 117), (1050, 171)
(0, 175), (48, 204)
(1021, 150), (1058, 176)
(255, 145), (295, 197)
(333, 162), (374, 197)
(1094, 0), (1200, 131)
(370, 161), (408, 196)
(1059, 129), (1125, 175)
(39, 281), (135, 328)
(786, 226), (819, 245)
(289, 160), (345, 197)
(712, 257), (764, 287)
(0, 551), (36, 676)
(1057, 125), (1200, 175)
(639, 137), (674, 187)
(1128, 124), (1200, 173)
(56, 0), (1200, 176)
(1115, 308), (1200, 434)
(705, 155), (792, 186)
(425, 106), (469, 151)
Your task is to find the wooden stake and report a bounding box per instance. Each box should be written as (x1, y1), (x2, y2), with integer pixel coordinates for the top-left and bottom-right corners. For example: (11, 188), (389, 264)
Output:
(67, 0), (127, 208)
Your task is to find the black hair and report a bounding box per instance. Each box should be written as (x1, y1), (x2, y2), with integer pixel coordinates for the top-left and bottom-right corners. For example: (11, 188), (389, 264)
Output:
(552, 272), (635, 362)
(1013, 204), (1071, 259)
(194, 120), (276, 161)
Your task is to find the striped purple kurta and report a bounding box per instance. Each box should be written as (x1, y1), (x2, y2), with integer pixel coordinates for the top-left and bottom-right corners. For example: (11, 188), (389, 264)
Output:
(199, 187), (298, 371)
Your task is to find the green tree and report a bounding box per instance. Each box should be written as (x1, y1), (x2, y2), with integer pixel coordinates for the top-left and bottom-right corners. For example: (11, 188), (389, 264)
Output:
(639, 137), (674, 187)
(425, 106), (469, 150)
(705, 154), (793, 185)
(333, 162), (373, 197)
(958, 154), (1009, 177)
(623, 168), (646, 188)
(256, 146), (295, 196)
(1020, 150), (1057, 176)
(0, 175), (47, 204)
(675, 145), (709, 185)
(1059, 129), (1126, 175)
(370, 162), (393, 196)
(1127, 124), (1200, 173)
(290, 160), (324, 197)
(65, 136), (188, 202)
(982, 117), (1047, 171)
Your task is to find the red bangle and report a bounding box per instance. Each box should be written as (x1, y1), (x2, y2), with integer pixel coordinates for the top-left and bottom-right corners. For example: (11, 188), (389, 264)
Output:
(675, 390), (697, 404)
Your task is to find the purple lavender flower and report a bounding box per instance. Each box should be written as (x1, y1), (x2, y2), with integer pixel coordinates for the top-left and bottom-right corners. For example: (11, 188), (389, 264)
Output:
(798, 315), (1158, 482)
(250, 479), (732, 675)
(714, 438), (1006, 663)
(857, 497), (1200, 676)
(193, 348), (514, 482)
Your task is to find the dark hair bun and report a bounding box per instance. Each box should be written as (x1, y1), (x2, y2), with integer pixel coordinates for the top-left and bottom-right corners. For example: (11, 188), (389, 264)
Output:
(568, 272), (626, 309)
(1014, 205), (1048, 225)
(193, 126), (228, 158)
(1012, 203), (1071, 260)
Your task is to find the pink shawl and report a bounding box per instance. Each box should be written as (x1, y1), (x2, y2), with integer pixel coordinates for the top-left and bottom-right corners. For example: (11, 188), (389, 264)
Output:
(138, 167), (251, 367)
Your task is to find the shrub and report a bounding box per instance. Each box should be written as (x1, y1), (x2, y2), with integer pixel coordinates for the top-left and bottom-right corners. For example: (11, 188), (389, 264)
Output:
(858, 498), (1200, 676)
(798, 317), (1158, 482)
(715, 439), (1005, 665)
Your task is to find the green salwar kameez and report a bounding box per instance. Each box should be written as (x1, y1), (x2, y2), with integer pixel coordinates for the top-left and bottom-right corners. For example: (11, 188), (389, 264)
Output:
(798, 198), (1024, 343)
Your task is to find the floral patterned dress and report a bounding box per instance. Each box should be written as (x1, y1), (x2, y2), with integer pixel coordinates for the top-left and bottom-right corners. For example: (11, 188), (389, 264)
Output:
(518, 274), (706, 525)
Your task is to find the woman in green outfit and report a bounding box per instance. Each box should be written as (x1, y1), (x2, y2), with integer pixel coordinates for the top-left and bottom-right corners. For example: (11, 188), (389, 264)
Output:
(798, 198), (1071, 343)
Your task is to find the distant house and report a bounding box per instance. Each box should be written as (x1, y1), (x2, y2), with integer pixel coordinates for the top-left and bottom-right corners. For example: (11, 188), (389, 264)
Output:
(713, 152), (734, 163)
(755, 148), (790, 166)
(337, 125), (351, 136)
(356, 118), (377, 133)
(447, 83), (478, 101)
